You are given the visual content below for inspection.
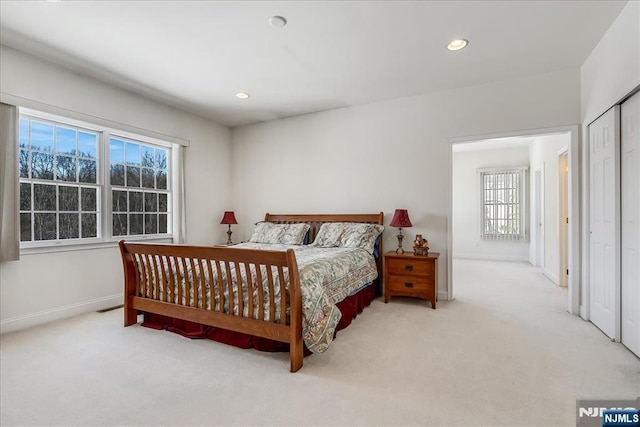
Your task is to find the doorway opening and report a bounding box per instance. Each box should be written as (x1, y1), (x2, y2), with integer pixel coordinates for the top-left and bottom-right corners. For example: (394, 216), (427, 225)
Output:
(449, 126), (579, 315)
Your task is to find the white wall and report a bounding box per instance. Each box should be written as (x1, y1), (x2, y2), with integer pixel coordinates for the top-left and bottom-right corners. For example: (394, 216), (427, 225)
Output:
(529, 133), (571, 284)
(0, 46), (231, 333)
(452, 147), (530, 261)
(580, 0), (640, 316)
(581, 1), (640, 125)
(231, 68), (581, 298)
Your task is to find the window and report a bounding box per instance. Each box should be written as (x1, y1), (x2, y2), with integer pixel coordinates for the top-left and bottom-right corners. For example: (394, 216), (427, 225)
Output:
(109, 137), (170, 237)
(479, 168), (527, 241)
(18, 111), (172, 247)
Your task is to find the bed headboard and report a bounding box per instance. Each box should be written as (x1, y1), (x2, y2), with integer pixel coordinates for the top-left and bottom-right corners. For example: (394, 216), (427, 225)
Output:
(264, 212), (385, 294)
(264, 212), (384, 244)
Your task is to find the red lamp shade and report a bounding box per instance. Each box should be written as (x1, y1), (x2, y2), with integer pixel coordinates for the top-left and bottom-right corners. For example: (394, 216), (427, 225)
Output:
(389, 209), (412, 228)
(220, 211), (238, 225)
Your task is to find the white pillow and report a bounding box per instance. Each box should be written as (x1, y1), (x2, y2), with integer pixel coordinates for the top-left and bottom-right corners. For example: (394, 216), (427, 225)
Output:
(311, 222), (384, 254)
(249, 222), (310, 245)
(310, 223), (349, 247)
(340, 223), (384, 254)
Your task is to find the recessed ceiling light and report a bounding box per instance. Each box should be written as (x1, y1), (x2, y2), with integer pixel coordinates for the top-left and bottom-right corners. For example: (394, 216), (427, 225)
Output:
(269, 16), (287, 28)
(235, 92), (250, 99)
(447, 39), (468, 51)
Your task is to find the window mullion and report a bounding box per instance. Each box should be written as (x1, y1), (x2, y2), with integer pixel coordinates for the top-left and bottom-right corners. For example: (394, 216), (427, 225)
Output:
(512, 171), (516, 239)
(480, 173), (485, 239)
(30, 182), (35, 243)
(492, 175), (497, 241)
(56, 186), (60, 241)
(508, 172), (513, 240)
(101, 130), (111, 241)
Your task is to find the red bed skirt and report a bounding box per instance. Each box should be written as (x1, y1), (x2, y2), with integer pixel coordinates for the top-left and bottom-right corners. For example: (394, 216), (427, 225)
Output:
(141, 283), (378, 355)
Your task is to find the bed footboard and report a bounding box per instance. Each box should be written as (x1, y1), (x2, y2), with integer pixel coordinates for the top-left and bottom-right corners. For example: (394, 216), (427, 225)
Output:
(118, 241), (303, 372)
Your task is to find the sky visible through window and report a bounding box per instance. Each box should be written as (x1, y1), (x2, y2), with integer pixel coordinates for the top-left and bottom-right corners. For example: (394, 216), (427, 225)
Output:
(18, 114), (171, 244)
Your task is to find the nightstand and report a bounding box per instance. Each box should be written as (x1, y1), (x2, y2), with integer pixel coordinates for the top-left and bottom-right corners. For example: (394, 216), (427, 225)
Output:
(384, 251), (439, 309)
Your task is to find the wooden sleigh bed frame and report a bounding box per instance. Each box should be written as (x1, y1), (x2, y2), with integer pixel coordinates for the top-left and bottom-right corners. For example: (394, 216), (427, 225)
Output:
(119, 213), (384, 372)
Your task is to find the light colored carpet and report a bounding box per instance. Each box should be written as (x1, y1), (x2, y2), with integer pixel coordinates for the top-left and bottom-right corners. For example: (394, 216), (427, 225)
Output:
(1, 259), (638, 426)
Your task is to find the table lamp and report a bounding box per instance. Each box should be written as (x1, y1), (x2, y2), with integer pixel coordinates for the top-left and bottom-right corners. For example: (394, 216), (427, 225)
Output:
(220, 211), (238, 245)
(389, 209), (412, 254)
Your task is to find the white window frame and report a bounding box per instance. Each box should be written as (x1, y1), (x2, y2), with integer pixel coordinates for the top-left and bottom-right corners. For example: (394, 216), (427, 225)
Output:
(478, 167), (528, 241)
(107, 133), (173, 239)
(18, 108), (174, 252)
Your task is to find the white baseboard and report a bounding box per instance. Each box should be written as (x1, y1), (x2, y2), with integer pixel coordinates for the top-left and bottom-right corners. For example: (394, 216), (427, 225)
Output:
(438, 291), (450, 301)
(542, 269), (559, 285)
(0, 293), (123, 334)
(453, 253), (529, 262)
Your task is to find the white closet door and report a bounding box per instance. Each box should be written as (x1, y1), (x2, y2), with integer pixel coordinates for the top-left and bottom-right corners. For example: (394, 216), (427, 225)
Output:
(622, 91), (640, 357)
(588, 106), (620, 339)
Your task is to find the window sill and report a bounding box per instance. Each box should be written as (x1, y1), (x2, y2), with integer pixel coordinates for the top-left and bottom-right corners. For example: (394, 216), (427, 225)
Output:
(480, 237), (528, 242)
(20, 236), (174, 256)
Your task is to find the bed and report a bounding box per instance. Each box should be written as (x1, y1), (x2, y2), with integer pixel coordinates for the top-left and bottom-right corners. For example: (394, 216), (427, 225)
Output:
(119, 213), (384, 372)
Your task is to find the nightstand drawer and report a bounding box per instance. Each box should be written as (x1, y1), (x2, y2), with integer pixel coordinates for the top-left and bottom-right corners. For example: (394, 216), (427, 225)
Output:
(387, 260), (433, 277)
(384, 251), (439, 308)
(387, 276), (431, 293)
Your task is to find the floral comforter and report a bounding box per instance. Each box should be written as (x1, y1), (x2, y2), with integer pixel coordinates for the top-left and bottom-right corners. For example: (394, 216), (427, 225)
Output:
(141, 244), (378, 353)
(232, 243), (378, 353)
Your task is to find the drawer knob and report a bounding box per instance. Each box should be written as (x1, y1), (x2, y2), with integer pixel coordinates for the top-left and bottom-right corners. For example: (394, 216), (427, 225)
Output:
(404, 282), (414, 288)
(404, 265), (414, 271)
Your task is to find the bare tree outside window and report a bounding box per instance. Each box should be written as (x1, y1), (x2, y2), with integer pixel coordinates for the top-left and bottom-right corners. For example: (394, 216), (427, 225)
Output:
(18, 112), (172, 246)
(110, 137), (170, 237)
(19, 117), (99, 242)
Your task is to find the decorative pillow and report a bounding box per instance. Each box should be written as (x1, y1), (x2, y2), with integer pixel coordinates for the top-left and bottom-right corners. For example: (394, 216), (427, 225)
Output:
(311, 222), (384, 254)
(340, 223), (385, 255)
(310, 223), (349, 247)
(249, 222), (310, 245)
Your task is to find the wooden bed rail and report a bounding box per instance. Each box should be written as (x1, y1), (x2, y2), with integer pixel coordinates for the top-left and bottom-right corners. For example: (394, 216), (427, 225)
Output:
(118, 241), (304, 372)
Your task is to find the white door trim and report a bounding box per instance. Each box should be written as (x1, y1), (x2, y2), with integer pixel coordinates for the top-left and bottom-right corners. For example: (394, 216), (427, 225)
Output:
(558, 150), (569, 288)
(533, 163), (545, 269)
(448, 125), (580, 315)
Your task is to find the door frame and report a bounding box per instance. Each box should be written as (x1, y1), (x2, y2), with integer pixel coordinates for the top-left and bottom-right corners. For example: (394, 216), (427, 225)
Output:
(533, 163), (545, 269)
(558, 149), (569, 288)
(448, 125), (580, 315)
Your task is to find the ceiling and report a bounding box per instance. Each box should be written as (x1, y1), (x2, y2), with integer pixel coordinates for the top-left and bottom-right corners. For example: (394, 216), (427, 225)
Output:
(0, 1), (627, 128)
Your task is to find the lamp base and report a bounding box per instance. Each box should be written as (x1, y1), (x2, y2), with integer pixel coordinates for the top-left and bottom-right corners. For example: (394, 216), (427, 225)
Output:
(226, 226), (233, 245)
(395, 229), (405, 254)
